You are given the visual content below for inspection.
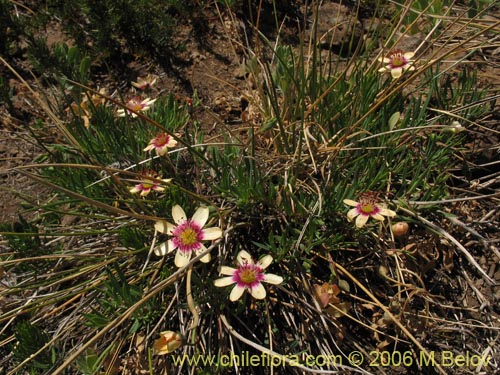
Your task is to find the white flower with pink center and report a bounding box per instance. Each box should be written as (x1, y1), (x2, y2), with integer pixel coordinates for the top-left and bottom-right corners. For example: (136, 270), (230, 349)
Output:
(117, 96), (157, 118)
(154, 205), (222, 267)
(131, 74), (158, 91)
(214, 250), (283, 301)
(129, 170), (171, 196)
(144, 132), (178, 156)
(129, 179), (168, 196)
(343, 192), (396, 228)
(378, 49), (415, 79)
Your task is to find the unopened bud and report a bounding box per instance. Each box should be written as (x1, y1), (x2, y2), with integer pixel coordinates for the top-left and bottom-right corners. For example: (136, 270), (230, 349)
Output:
(378, 265), (389, 278)
(391, 222), (409, 238)
(445, 121), (464, 133)
(153, 331), (183, 355)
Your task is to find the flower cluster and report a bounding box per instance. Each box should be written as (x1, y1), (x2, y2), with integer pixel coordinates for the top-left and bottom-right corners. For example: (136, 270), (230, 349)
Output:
(154, 206), (283, 301)
(122, 76), (178, 192)
(122, 73), (395, 351)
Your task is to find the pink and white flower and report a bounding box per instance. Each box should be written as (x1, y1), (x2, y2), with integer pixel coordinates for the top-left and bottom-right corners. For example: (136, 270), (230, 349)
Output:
(117, 96), (157, 118)
(214, 250), (283, 301)
(154, 205), (222, 267)
(144, 132), (178, 156)
(131, 74), (158, 91)
(343, 192), (396, 228)
(378, 50), (415, 79)
(129, 170), (171, 196)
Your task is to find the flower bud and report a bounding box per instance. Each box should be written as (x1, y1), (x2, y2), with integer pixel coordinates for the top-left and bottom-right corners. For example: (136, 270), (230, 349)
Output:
(445, 121), (464, 133)
(391, 222), (409, 238)
(313, 283), (340, 308)
(378, 265), (389, 278)
(153, 331), (183, 355)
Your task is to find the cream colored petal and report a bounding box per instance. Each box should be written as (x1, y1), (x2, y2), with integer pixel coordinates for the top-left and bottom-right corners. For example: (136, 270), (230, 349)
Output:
(371, 213), (385, 222)
(378, 67), (388, 73)
(257, 255), (273, 270)
(156, 146), (169, 156)
(172, 205), (187, 224)
(140, 189), (151, 196)
(347, 208), (359, 222)
(214, 276), (235, 287)
(380, 208), (396, 217)
(391, 67), (403, 79)
(143, 144), (154, 152)
(263, 273), (283, 285)
(229, 285), (246, 301)
(154, 242), (168, 256)
(202, 227), (222, 241)
(355, 214), (369, 228)
(219, 266), (236, 276)
(343, 199), (359, 207)
(404, 52), (415, 59)
(154, 241), (176, 256)
(151, 186), (165, 192)
(167, 138), (178, 147)
(174, 250), (191, 267)
(192, 206), (209, 227)
(407, 66), (416, 71)
(129, 186), (141, 194)
(166, 239), (177, 253)
(236, 250), (254, 266)
(199, 253), (211, 263)
(154, 220), (175, 235)
(195, 245), (211, 263)
(250, 283), (266, 299)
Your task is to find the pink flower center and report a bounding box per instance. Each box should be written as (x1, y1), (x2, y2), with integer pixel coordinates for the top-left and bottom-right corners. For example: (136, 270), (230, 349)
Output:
(172, 221), (203, 252)
(233, 261), (265, 287)
(137, 81), (149, 90)
(154, 133), (171, 147)
(126, 97), (144, 112)
(357, 192), (381, 216)
(389, 50), (407, 68)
